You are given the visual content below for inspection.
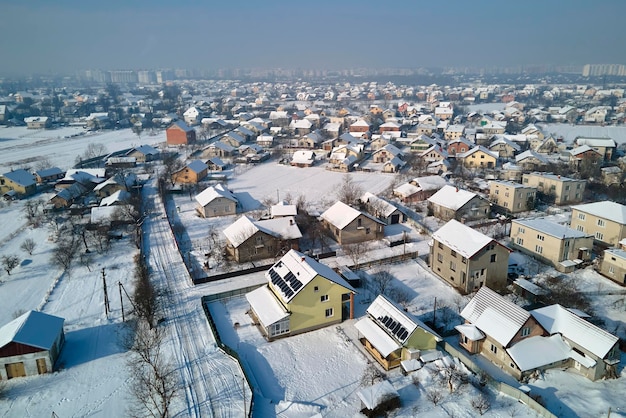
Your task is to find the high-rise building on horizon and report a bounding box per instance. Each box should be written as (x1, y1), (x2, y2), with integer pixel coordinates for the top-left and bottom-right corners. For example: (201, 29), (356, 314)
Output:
(582, 64), (626, 77)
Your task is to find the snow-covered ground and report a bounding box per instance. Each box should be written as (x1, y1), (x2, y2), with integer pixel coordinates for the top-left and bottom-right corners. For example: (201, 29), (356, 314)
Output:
(539, 123), (626, 145)
(1, 127), (626, 417)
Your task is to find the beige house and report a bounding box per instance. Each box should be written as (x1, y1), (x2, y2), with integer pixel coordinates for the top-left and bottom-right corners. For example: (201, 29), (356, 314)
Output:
(195, 184), (238, 218)
(489, 181), (536, 214)
(320, 201), (384, 245)
(456, 146), (498, 169)
(427, 185), (491, 222)
(430, 219), (510, 294)
(570, 201), (626, 247)
(522, 172), (585, 205)
(456, 287), (620, 381)
(510, 218), (593, 272)
(171, 160), (208, 184)
(598, 249), (626, 285)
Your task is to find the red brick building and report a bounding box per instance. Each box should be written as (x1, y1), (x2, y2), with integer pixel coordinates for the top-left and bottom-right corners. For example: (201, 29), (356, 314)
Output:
(166, 121), (196, 145)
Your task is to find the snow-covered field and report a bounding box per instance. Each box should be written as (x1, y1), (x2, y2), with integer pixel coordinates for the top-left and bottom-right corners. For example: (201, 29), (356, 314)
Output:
(1, 127), (626, 417)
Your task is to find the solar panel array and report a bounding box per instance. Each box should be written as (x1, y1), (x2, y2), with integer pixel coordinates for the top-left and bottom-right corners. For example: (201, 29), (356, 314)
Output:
(378, 315), (409, 342)
(269, 267), (303, 300)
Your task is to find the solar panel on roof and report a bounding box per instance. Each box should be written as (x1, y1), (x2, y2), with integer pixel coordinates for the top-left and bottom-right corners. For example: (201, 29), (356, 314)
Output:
(399, 329), (408, 341)
(392, 322), (402, 335)
(291, 279), (303, 291)
(388, 320), (397, 332)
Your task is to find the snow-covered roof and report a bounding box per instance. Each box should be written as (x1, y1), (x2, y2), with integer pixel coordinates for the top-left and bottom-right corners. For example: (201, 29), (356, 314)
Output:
(94, 173), (137, 192)
(412, 175), (449, 191)
(432, 219), (497, 259)
(507, 334), (576, 372)
(170, 120), (194, 132)
(454, 324), (485, 341)
(291, 150), (315, 164)
(245, 285), (289, 327)
(129, 144), (159, 156)
(575, 137), (616, 148)
(267, 249), (354, 303)
(604, 248), (626, 261)
(320, 201), (359, 229)
(186, 160), (208, 174)
(0, 310), (64, 352)
(100, 189), (130, 206)
(90, 205), (132, 223)
(571, 201), (626, 225)
(513, 218), (591, 239)
(271, 202), (297, 218)
(223, 216), (302, 248)
(570, 145), (600, 157)
(456, 145), (499, 159)
(35, 167), (64, 178)
(63, 168), (106, 184)
(354, 317), (400, 358)
(393, 183), (420, 197)
(427, 185), (478, 211)
(461, 286), (530, 347)
(356, 380), (398, 411)
(1, 169), (36, 187)
(531, 304), (618, 359)
(360, 192), (399, 218)
(195, 183), (237, 207)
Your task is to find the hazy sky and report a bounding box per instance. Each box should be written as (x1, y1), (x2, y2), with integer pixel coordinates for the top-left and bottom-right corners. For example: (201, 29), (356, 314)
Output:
(1, 0), (625, 76)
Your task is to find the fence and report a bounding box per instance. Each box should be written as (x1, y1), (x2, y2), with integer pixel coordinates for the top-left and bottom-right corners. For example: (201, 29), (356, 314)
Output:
(201, 296), (255, 417)
(202, 284), (265, 303)
(441, 341), (557, 418)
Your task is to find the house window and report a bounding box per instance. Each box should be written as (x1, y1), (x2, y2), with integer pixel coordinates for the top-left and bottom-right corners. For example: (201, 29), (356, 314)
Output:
(490, 254), (497, 263)
(596, 232), (604, 240)
(521, 327), (531, 337)
(495, 190), (499, 195)
(451, 250), (457, 258)
(256, 236), (263, 244)
(320, 295), (329, 302)
(578, 213), (586, 220)
(366, 227), (371, 234)
(438, 242), (443, 249)
(450, 261), (456, 272)
(577, 225), (584, 232)
(490, 344), (498, 354)
(597, 219), (605, 227)
(325, 308), (334, 318)
(518, 227), (525, 234)
(357, 218), (362, 227)
(314, 286), (319, 292)
(535, 245), (543, 254)
(609, 266), (615, 274)
(537, 234), (544, 241)
(461, 257), (467, 264)
(437, 253), (444, 263)
(516, 237), (524, 245)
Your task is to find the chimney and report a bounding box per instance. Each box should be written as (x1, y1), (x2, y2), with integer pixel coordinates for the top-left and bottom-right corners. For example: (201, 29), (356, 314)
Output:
(301, 257), (305, 262)
(289, 219), (294, 225)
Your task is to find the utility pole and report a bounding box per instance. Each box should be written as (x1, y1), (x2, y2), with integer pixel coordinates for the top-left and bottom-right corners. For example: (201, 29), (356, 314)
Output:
(118, 281), (125, 322)
(102, 268), (110, 318)
(433, 297), (437, 328)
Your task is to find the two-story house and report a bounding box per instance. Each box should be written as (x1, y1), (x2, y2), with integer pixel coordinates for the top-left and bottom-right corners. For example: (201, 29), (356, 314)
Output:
(570, 201), (626, 247)
(430, 219), (510, 293)
(489, 181), (536, 214)
(522, 172), (586, 205)
(427, 185), (490, 222)
(195, 183), (238, 218)
(245, 249), (355, 341)
(320, 201), (384, 244)
(510, 218), (594, 272)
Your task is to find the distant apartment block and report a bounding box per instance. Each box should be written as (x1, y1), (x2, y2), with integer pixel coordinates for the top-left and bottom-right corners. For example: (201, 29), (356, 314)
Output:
(582, 64), (626, 77)
(522, 173), (585, 205)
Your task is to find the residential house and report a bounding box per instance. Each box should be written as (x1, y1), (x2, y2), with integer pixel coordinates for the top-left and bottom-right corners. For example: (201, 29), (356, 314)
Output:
(534, 136), (560, 154)
(598, 249), (626, 285)
(0, 310), (65, 380)
(289, 119), (313, 136)
(201, 141), (236, 159)
(171, 160), (208, 184)
(256, 134), (274, 148)
(379, 121), (402, 138)
(0, 169), (37, 197)
(94, 173), (137, 198)
(24, 116), (51, 129)
(584, 106), (608, 123)
(223, 215), (302, 263)
(601, 166), (623, 186)
(435, 106), (453, 120)
(126, 144), (160, 162)
(418, 145), (448, 164)
(195, 183), (238, 218)
(430, 219), (510, 293)
(522, 172), (585, 205)
(166, 121), (196, 145)
(270, 201), (297, 219)
(206, 157), (228, 172)
(359, 192), (405, 225)
(447, 137), (474, 157)
(354, 295), (442, 370)
(456, 146), (498, 169)
(515, 150), (549, 171)
(297, 130), (324, 149)
(291, 150), (316, 167)
(444, 124), (465, 140)
(456, 286), (620, 381)
(569, 145), (602, 168)
(510, 218), (593, 272)
(220, 132), (246, 148)
(574, 137), (617, 161)
(245, 249), (355, 341)
(183, 106), (202, 125)
(349, 119), (371, 137)
(427, 185), (490, 222)
(570, 201), (626, 247)
(34, 167), (64, 184)
(393, 175), (449, 204)
(320, 201), (385, 245)
(489, 181), (536, 214)
(371, 144), (403, 164)
(488, 136), (520, 159)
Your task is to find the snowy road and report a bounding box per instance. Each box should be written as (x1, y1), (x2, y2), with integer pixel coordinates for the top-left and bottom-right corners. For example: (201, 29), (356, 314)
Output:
(143, 181), (250, 417)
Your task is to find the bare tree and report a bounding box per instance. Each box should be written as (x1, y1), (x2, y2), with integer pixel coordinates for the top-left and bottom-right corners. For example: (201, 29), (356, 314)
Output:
(23, 199), (44, 227)
(161, 153), (184, 187)
(20, 238), (37, 255)
(335, 174), (363, 206)
(342, 241), (371, 270)
(471, 394), (491, 415)
(132, 254), (160, 328)
(51, 237), (80, 274)
(34, 156), (53, 172)
(360, 363), (386, 386)
(436, 362), (468, 393)
(371, 268), (394, 296)
(83, 143), (109, 160)
(1, 255), (20, 276)
(388, 287), (412, 311)
(426, 388), (443, 405)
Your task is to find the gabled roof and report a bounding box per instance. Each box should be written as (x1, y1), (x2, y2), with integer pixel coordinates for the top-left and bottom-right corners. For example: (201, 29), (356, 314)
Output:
(271, 202), (297, 218)
(291, 150), (315, 164)
(427, 185), (478, 211)
(35, 167), (64, 178)
(460, 286), (530, 347)
(456, 145), (499, 159)
(320, 201), (384, 229)
(185, 160), (208, 174)
(94, 173), (137, 192)
(223, 215), (301, 248)
(1, 169), (36, 187)
(128, 144), (159, 156)
(412, 175), (449, 191)
(195, 183), (237, 207)
(169, 120), (194, 132)
(575, 137), (616, 148)
(571, 201), (626, 224)
(432, 219), (498, 259)
(0, 310), (64, 352)
(489, 136), (521, 151)
(267, 249), (354, 303)
(570, 145), (601, 157)
(360, 192), (401, 217)
(515, 150), (549, 164)
(531, 304), (618, 359)
(100, 189), (131, 206)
